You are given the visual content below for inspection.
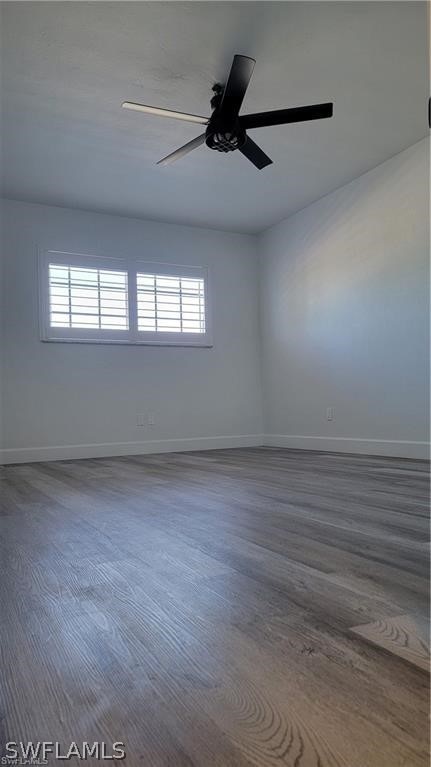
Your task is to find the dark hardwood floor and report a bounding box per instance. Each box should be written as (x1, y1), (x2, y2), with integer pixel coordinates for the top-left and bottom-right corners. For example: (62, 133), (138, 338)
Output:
(1, 447), (429, 766)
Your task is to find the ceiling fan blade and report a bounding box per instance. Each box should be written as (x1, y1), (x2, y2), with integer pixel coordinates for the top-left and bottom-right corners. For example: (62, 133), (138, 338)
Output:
(157, 133), (206, 166)
(122, 102), (208, 125)
(219, 55), (255, 118)
(239, 136), (272, 170)
(241, 102), (333, 130)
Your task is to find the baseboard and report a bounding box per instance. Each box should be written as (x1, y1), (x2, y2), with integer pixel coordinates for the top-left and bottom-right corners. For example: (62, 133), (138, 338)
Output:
(2, 433), (428, 465)
(0, 434), (264, 465)
(263, 434), (430, 459)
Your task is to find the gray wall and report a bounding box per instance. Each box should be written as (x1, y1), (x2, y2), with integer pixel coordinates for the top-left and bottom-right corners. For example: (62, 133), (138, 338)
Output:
(0, 201), (263, 461)
(259, 139), (429, 458)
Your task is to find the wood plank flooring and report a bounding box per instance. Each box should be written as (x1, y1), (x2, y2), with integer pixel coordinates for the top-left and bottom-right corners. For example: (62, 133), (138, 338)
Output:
(1, 447), (429, 766)
(350, 614), (430, 672)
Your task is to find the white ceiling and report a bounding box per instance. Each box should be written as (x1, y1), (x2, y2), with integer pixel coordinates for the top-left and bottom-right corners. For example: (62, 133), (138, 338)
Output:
(1, 2), (428, 233)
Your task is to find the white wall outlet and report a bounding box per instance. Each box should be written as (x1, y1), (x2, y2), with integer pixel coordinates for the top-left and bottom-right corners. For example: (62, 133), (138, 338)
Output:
(326, 407), (335, 421)
(136, 414), (146, 427)
(148, 413), (155, 427)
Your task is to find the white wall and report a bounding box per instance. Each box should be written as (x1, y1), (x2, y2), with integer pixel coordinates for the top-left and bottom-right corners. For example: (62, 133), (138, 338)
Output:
(259, 138), (429, 459)
(0, 200), (263, 462)
(0, 203), (4, 451)
(0, 140), (429, 463)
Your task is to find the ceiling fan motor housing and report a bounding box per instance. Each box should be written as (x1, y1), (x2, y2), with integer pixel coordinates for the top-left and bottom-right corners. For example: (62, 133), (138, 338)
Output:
(205, 115), (246, 153)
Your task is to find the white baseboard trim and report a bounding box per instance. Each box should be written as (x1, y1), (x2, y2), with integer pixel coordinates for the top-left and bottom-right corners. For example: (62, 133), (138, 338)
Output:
(1, 433), (428, 465)
(263, 434), (430, 459)
(0, 434), (264, 465)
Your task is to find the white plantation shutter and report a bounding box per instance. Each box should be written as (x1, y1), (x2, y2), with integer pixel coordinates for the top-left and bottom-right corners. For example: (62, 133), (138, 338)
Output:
(40, 252), (211, 346)
(49, 265), (129, 330)
(137, 273), (205, 333)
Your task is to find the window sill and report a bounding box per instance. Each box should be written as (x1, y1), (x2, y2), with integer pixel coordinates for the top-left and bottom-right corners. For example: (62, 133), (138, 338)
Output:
(41, 336), (213, 348)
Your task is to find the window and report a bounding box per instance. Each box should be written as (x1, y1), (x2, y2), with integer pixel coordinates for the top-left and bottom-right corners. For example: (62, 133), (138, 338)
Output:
(137, 273), (205, 333)
(49, 265), (129, 330)
(39, 251), (211, 346)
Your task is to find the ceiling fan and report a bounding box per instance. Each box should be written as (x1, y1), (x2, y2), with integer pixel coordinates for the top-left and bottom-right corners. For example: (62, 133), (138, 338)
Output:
(122, 54), (333, 169)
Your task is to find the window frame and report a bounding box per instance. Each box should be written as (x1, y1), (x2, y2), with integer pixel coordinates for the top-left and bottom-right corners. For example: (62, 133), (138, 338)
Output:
(39, 250), (213, 347)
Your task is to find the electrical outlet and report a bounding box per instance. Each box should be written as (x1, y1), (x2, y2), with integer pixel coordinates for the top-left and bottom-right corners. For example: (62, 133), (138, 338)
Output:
(326, 407), (335, 421)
